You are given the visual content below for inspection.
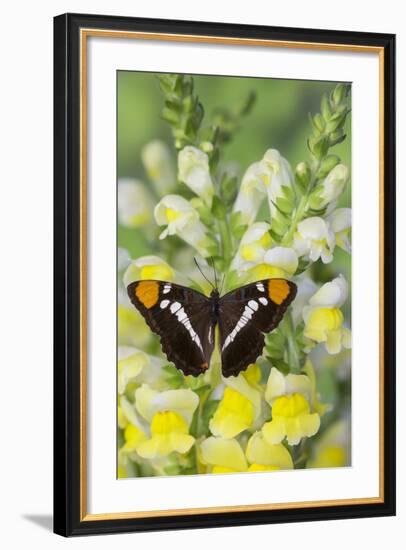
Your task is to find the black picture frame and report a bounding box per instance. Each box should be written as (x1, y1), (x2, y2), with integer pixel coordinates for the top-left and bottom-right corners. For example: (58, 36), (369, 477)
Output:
(54, 12), (396, 536)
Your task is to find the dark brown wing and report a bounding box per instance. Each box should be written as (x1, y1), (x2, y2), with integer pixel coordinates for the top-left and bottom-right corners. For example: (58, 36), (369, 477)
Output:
(218, 279), (297, 377)
(127, 280), (215, 376)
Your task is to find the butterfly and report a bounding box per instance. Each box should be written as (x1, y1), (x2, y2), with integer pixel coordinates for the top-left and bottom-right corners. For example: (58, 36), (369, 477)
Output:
(127, 268), (297, 378)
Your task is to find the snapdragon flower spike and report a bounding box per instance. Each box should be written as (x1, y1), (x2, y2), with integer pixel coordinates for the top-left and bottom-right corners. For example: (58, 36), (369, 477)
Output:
(303, 274), (351, 354)
(117, 178), (155, 228)
(178, 146), (214, 207)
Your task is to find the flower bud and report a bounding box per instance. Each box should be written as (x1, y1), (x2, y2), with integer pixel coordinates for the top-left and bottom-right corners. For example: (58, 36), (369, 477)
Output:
(295, 161), (311, 189)
(319, 164), (349, 204)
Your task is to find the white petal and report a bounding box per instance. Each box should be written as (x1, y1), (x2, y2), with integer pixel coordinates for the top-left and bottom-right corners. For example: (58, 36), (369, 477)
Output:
(309, 275), (348, 308)
(297, 217), (328, 240)
(263, 246), (298, 276)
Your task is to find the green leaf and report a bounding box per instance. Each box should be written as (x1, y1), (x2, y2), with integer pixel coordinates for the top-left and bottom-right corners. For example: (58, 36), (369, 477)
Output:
(275, 196), (294, 214)
(212, 196), (227, 220)
(198, 399), (220, 437)
(162, 364), (185, 388)
(270, 358), (290, 375)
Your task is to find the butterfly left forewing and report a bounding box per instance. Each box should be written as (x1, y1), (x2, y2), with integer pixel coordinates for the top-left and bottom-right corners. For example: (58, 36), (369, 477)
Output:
(218, 278), (297, 377)
(127, 280), (215, 376)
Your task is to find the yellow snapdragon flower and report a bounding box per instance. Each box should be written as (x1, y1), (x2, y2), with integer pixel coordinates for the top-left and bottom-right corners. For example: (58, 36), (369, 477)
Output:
(200, 434), (293, 474)
(137, 410), (195, 459)
(263, 393), (320, 446)
(246, 431), (293, 471)
(263, 367), (320, 446)
(303, 275), (351, 354)
(133, 385), (199, 459)
(209, 364), (263, 438)
(209, 387), (255, 439)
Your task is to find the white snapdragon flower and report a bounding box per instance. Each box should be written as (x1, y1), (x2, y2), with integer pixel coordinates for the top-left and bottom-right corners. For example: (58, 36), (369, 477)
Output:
(319, 164), (349, 207)
(327, 208), (351, 253)
(243, 246), (298, 283)
(135, 385), (199, 425)
(123, 255), (176, 287)
(294, 216), (336, 264)
(260, 149), (295, 217)
(303, 275), (351, 354)
(231, 222), (272, 271)
(154, 194), (216, 257)
(232, 162), (267, 225)
(117, 178), (155, 228)
(141, 140), (175, 195)
(178, 146), (214, 206)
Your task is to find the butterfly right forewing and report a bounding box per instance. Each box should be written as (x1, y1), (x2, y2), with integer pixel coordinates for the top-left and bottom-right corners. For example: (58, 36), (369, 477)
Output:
(218, 279), (297, 377)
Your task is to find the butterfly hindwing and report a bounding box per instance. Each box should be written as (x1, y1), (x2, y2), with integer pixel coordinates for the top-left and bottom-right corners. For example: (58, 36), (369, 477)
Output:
(127, 280), (215, 376)
(218, 279), (297, 377)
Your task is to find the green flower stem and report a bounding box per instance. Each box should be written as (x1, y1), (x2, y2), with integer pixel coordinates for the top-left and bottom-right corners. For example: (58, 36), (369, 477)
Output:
(217, 218), (233, 265)
(281, 160), (321, 247)
(281, 195), (308, 246)
(282, 312), (301, 374)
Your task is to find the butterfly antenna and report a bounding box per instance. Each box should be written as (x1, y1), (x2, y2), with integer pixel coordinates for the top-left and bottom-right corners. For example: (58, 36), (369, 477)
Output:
(194, 257), (214, 289)
(210, 257), (218, 290)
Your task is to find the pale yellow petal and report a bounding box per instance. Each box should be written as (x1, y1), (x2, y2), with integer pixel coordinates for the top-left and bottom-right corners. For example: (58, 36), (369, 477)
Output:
(246, 432), (293, 469)
(200, 437), (247, 472)
(265, 367), (286, 403)
(262, 417), (286, 444)
(209, 388), (254, 438)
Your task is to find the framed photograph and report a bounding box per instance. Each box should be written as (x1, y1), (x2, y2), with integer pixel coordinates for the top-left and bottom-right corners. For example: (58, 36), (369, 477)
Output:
(53, 13), (396, 536)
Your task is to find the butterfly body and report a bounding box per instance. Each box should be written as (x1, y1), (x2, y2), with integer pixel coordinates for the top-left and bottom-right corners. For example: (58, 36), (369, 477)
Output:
(127, 278), (297, 378)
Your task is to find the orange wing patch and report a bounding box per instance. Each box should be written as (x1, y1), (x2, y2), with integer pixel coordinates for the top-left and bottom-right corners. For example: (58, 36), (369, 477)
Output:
(268, 279), (291, 305)
(135, 281), (159, 309)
